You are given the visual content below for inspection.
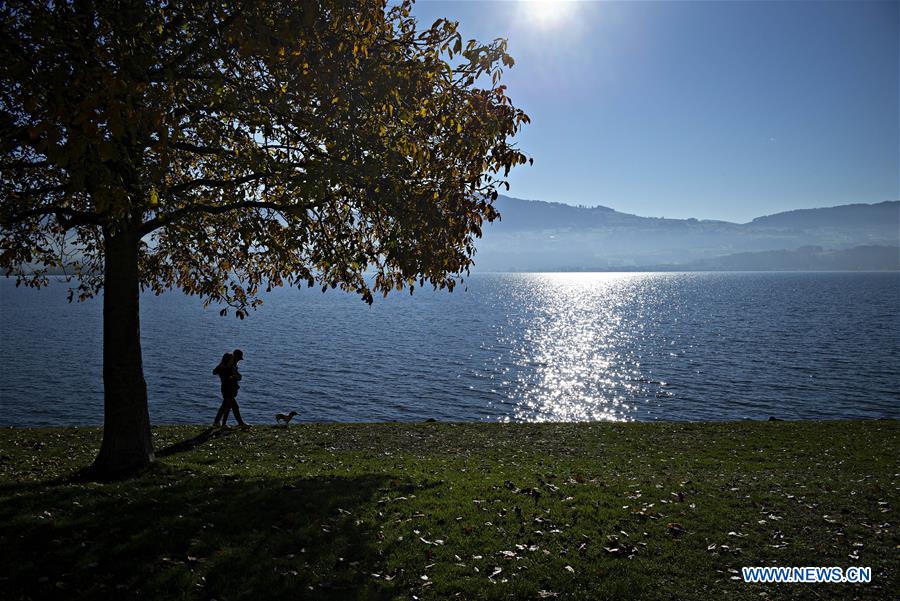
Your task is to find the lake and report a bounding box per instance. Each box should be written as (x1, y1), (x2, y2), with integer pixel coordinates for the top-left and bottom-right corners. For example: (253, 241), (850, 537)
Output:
(1, 272), (897, 426)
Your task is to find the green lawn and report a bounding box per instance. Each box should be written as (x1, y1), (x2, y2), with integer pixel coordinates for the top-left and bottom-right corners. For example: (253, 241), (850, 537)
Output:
(1, 421), (897, 599)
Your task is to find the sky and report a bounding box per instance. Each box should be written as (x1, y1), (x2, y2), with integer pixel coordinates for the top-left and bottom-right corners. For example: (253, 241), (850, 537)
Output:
(410, 1), (900, 223)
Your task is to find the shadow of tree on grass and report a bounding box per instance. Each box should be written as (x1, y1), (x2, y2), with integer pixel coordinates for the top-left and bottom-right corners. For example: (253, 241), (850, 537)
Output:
(155, 427), (223, 457)
(0, 468), (401, 600)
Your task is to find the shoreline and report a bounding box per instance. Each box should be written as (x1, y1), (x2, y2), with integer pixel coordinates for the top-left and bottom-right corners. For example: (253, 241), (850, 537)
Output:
(3, 416), (898, 429)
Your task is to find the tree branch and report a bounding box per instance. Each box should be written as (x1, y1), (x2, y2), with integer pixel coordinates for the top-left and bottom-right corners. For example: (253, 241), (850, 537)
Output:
(165, 172), (266, 195)
(168, 141), (237, 156)
(2, 205), (99, 229)
(140, 199), (311, 235)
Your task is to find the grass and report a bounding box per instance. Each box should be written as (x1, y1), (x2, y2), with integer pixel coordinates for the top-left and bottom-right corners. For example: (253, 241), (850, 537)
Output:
(0, 421), (897, 600)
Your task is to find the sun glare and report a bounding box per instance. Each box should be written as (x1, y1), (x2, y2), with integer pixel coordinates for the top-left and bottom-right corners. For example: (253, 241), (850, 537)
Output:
(520, 0), (577, 30)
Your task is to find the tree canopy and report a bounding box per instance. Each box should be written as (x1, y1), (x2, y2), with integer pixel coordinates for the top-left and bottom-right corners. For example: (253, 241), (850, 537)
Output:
(1, 0), (530, 311)
(0, 0), (529, 475)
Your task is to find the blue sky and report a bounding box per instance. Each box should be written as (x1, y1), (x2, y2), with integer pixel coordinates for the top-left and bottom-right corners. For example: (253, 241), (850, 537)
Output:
(410, 1), (899, 223)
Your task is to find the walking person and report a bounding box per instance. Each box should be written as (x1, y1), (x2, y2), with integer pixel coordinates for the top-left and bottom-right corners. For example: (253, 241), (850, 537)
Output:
(212, 349), (249, 428)
(212, 352), (234, 427)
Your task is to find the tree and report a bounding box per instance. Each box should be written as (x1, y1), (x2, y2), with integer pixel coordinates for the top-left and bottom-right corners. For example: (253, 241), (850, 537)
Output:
(0, 0), (529, 476)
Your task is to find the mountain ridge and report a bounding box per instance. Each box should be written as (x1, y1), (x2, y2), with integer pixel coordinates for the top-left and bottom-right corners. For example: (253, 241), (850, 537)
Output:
(491, 195), (899, 229)
(476, 196), (899, 271)
(748, 200), (899, 228)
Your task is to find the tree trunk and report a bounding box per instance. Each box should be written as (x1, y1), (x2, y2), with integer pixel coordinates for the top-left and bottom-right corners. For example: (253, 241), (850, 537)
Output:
(91, 226), (154, 477)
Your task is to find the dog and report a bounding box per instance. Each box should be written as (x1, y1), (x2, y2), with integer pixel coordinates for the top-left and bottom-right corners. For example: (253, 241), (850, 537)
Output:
(275, 411), (298, 426)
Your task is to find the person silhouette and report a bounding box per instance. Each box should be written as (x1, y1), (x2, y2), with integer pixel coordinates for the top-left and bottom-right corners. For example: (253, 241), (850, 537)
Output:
(212, 352), (233, 427)
(212, 349), (249, 428)
(229, 349), (249, 427)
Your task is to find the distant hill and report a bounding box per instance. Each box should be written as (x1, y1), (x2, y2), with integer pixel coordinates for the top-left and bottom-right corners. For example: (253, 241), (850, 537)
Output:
(492, 195), (899, 230)
(491, 196), (732, 232)
(476, 197), (899, 271)
(749, 201), (899, 229)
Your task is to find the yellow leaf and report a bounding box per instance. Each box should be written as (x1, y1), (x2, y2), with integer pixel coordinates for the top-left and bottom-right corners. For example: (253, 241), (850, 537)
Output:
(149, 188), (159, 206)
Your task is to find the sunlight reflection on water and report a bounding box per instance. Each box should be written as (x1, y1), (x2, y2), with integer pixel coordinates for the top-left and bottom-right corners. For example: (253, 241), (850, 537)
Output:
(497, 273), (664, 422)
(2, 272), (898, 426)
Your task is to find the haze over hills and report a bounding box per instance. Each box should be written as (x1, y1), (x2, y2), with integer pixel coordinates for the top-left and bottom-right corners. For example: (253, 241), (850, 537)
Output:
(476, 196), (900, 271)
(26, 197), (900, 275)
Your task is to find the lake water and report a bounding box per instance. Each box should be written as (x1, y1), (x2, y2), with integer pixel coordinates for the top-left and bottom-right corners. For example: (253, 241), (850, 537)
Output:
(1, 272), (897, 426)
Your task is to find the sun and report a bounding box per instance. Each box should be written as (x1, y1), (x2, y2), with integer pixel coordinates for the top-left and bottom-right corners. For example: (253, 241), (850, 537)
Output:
(520, 0), (577, 30)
